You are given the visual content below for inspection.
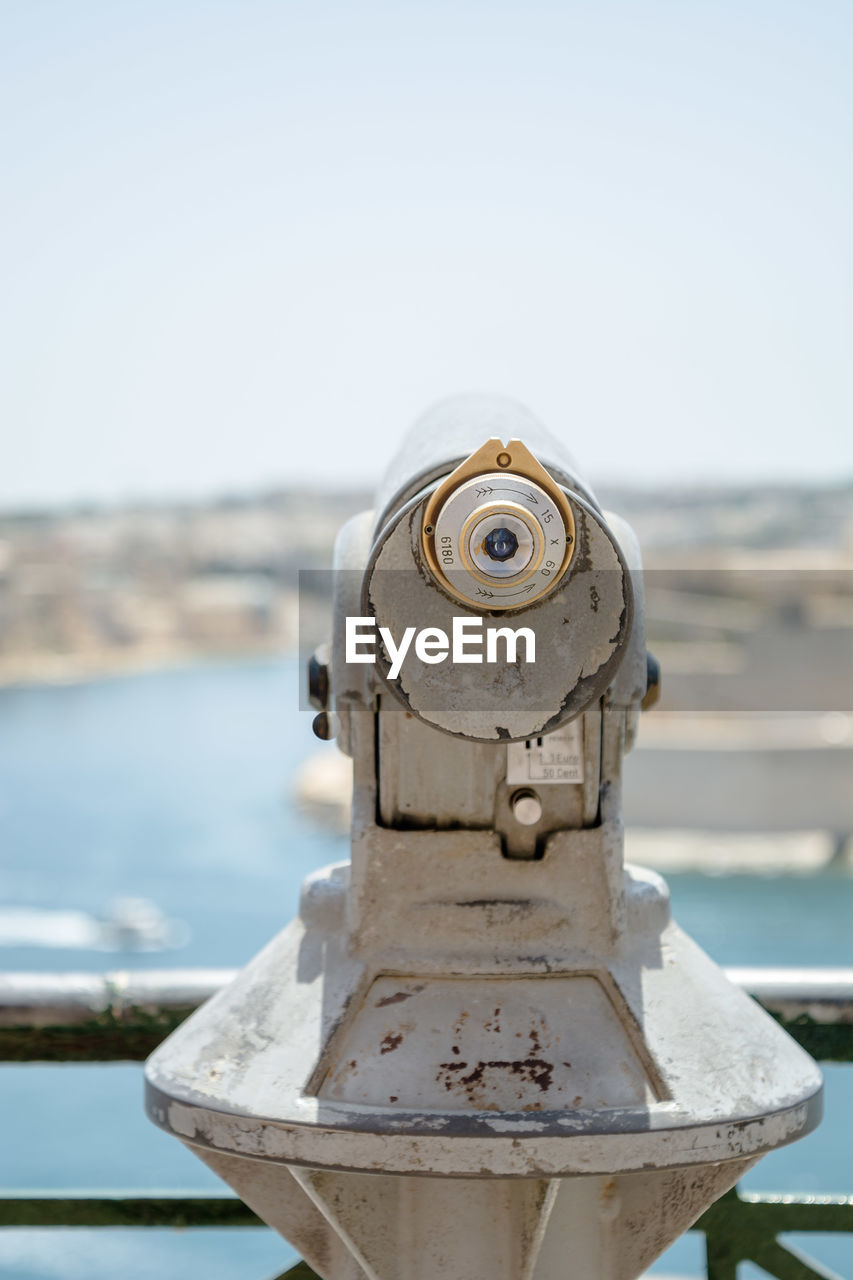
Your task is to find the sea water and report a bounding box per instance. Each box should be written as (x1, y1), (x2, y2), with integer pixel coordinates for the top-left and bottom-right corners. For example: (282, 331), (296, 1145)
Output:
(0, 658), (850, 1279)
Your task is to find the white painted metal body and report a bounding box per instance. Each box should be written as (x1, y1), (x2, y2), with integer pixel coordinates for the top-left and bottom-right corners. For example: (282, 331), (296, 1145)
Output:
(146, 398), (822, 1280)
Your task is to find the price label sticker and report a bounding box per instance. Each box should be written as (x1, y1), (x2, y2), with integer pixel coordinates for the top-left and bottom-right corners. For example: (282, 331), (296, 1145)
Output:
(506, 721), (584, 785)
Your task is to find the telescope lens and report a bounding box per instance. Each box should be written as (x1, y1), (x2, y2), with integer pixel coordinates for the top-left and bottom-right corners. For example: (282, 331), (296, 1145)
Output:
(466, 509), (535, 580)
(484, 527), (519, 562)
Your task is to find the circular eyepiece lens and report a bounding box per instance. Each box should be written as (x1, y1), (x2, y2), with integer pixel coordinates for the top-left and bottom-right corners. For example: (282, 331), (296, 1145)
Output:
(466, 510), (535, 579)
(484, 527), (519, 562)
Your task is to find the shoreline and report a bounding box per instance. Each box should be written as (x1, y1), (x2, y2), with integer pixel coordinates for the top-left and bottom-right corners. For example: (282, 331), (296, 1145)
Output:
(0, 643), (294, 692)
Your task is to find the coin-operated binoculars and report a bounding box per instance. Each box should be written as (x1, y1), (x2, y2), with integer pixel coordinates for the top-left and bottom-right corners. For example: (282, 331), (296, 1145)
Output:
(146, 395), (821, 1279)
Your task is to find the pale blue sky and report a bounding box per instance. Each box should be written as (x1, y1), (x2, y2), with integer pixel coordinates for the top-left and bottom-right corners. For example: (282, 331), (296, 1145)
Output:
(1, 0), (851, 505)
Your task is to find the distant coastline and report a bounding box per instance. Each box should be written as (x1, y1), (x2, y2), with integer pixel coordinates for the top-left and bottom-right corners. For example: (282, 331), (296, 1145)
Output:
(0, 639), (292, 691)
(1, 481), (850, 689)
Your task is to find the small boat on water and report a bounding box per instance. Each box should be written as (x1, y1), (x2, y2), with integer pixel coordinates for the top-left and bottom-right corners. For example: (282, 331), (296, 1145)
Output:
(0, 897), (189, 952)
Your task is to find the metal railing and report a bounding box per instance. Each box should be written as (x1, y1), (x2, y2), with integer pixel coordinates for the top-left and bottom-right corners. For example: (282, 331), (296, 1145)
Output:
(2, 966), (852, 1280)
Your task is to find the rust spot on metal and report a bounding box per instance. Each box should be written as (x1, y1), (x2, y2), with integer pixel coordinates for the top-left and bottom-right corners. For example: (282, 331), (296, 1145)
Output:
(436, 1056), (556, 1102)
(375, 991), (416, 1008)
(452, 899), (534, 915)
(329, 1057), (360, 1088)
(451, 1012), (469, 1039)
(484, 1007), (502, 1033)
(379, 1032), (403, 1055)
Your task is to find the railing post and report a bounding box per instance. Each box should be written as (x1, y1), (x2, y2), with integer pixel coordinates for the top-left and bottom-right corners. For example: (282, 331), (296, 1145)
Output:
(706, 1240), (739, 1280)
